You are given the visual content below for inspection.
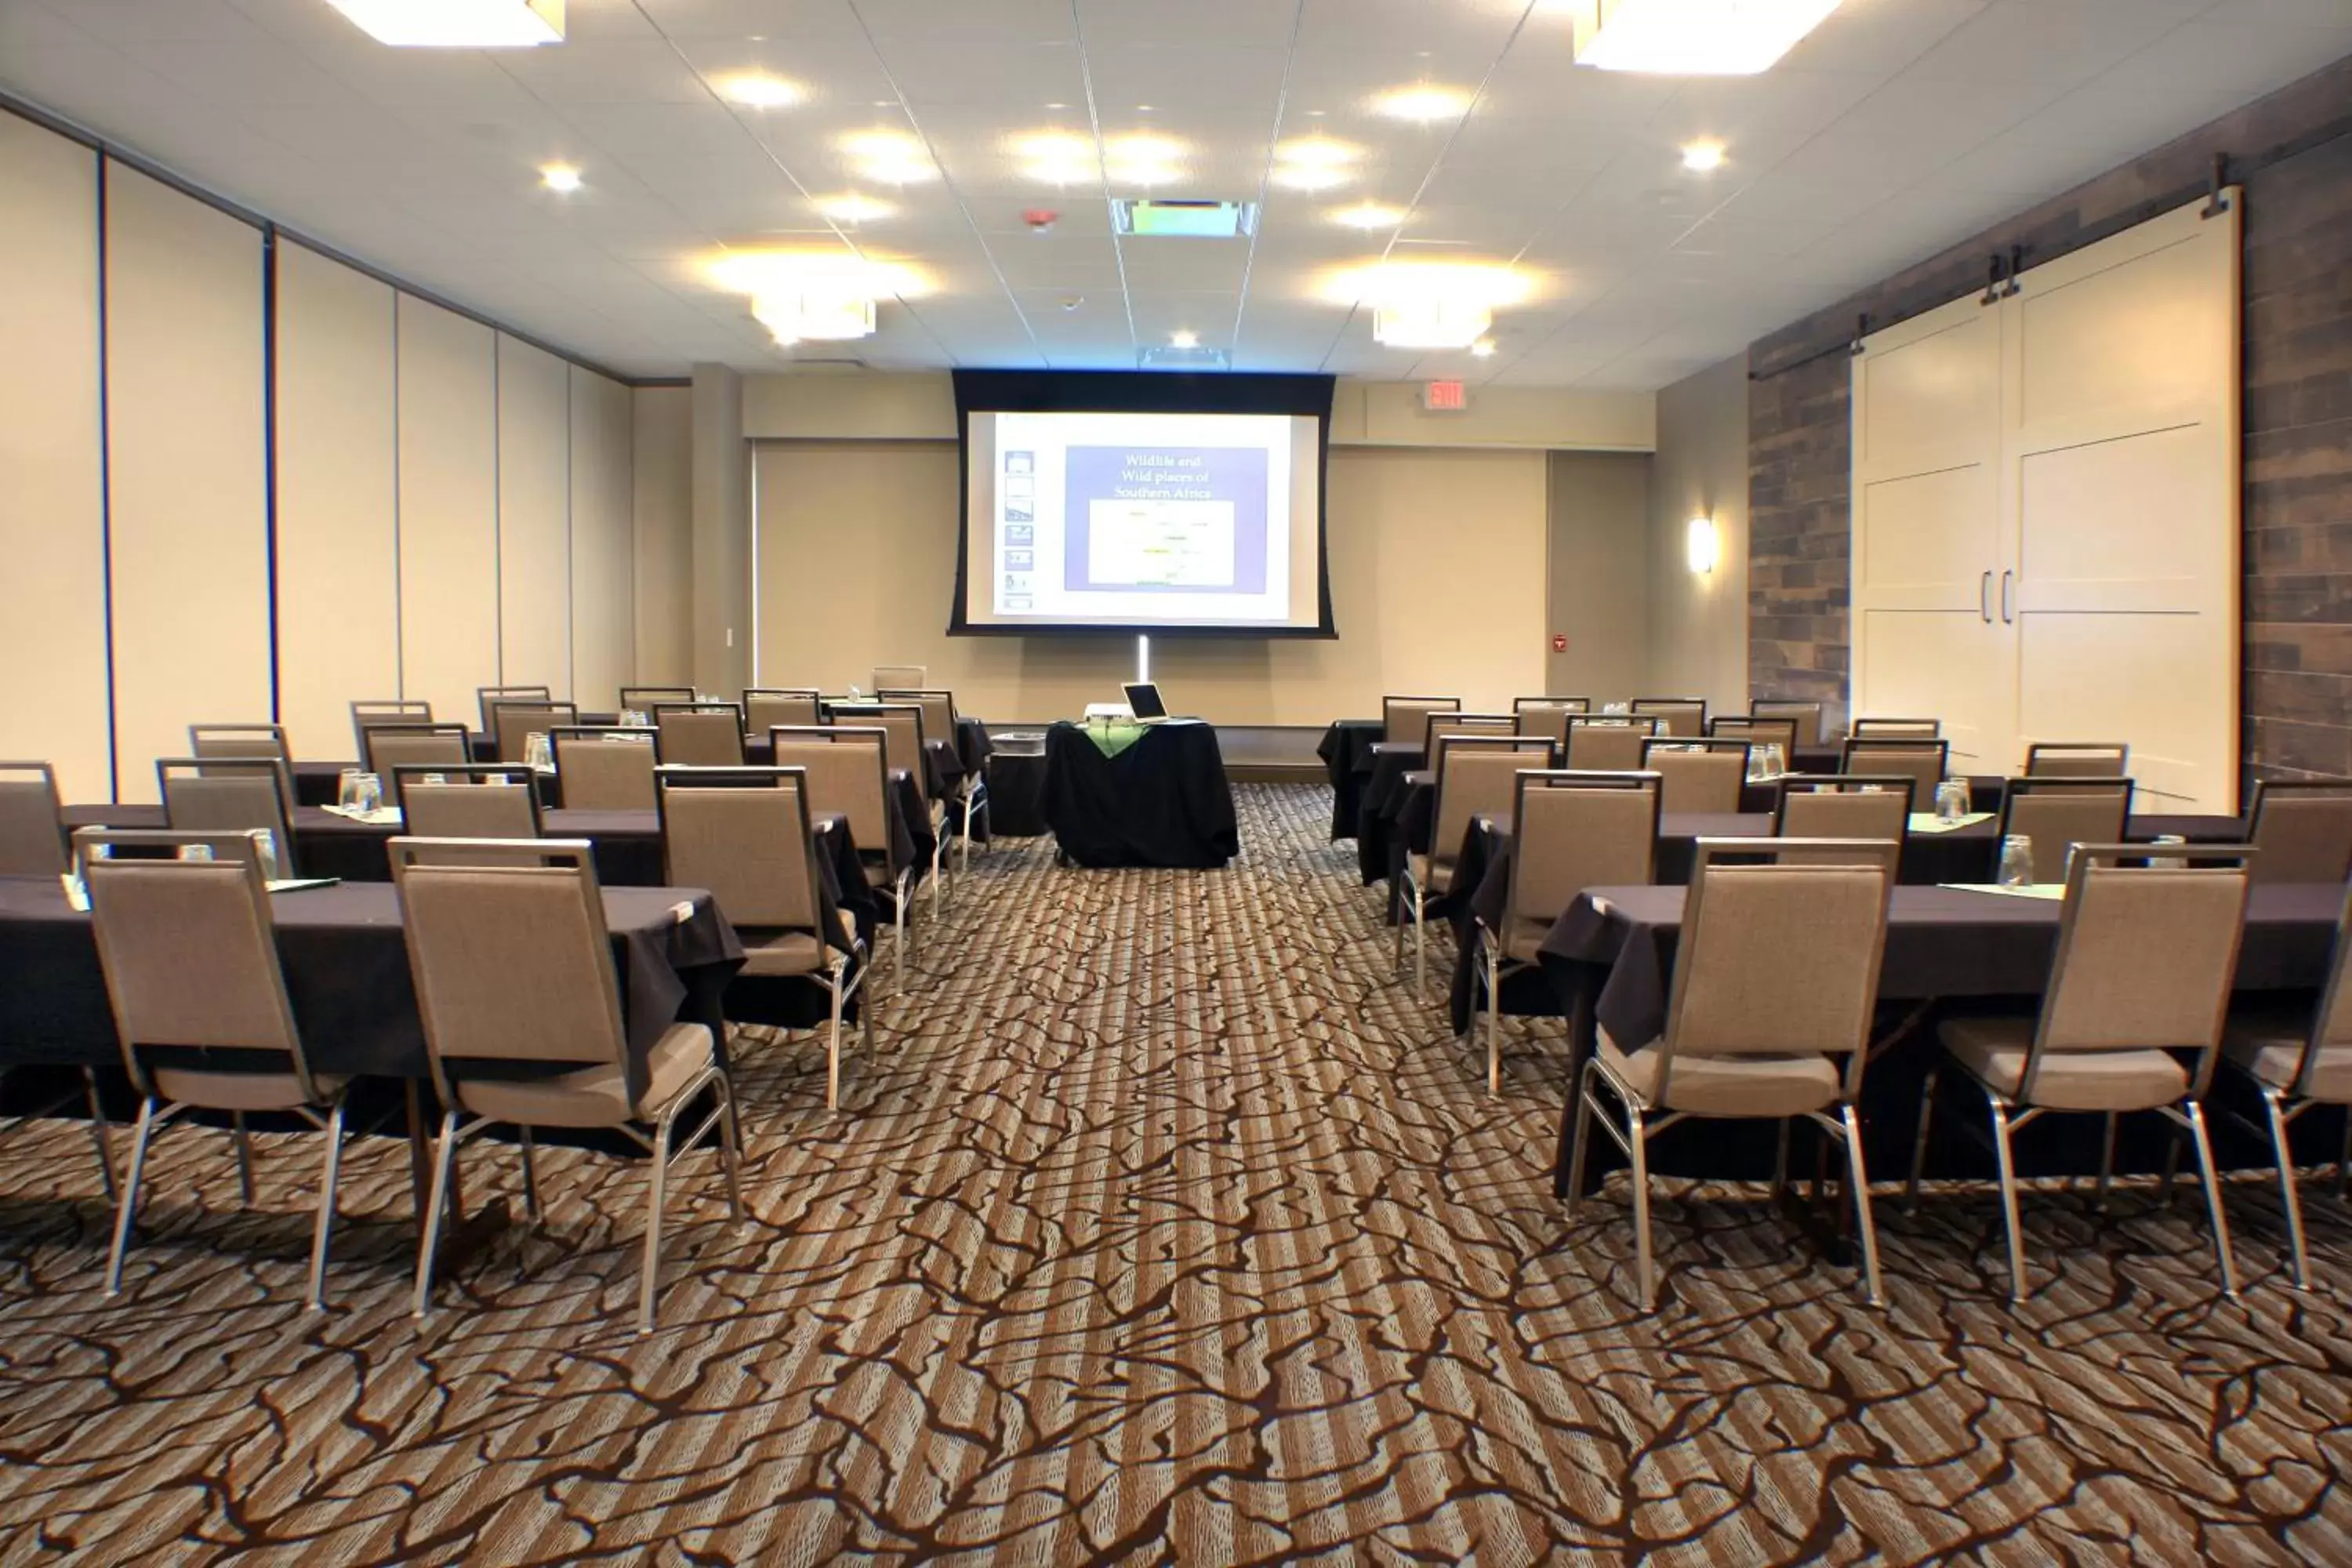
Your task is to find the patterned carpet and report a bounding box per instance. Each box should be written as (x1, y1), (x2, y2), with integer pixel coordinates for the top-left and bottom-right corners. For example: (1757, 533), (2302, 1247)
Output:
(1, 782), (2350, 1564)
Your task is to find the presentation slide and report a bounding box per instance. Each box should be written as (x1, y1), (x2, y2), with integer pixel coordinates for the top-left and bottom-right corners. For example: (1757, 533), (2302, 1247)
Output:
(962, 409), (1323, 631)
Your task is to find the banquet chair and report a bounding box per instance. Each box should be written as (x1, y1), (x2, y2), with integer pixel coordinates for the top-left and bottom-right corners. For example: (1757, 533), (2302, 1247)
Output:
(1711, 715), (1798, 758)
(1995, 777), (2132, 884)
(0, 760), (67, 876)
(1852, 717), (1941, 739)
(1467, 770), (1659, 1094)
(191, 723), (291, 764)
(477, 684), (551, 735)
(657, 766), (873, 1110)
(1571, 839), (1896, 1309)
(350, 699), (432, 760)
(771, 726), (917, 986)
(621, 685), (697, 717)
(1566, 716), (1661, 772)
(2217, 879), (2352, 1288)
(2025, 742), (2129, 779)
(883, 688), (987, 876)
(1840, 736), (1948, 800)
(390, 838), (742, 1335)
(2245, 780), (2352, 885)
(1425, 713), (1516, 761)
(655, 702), (747, 768)
(833, 704), (949, 913)
(1752, 700), (1828, 747)
(1908, 844), (2251, 1302)
(490, 700), (576, 766)
(1383, 695), (1460, 749)
(361, 723), (472, 778)
(1398, 736), (1554, 998)
(552, 727), (658, 811)
(872, 664), (927, 693)
(394, 765), (542, 847)
(1639, 738), (1750, 815)
(158, 757), (297, 877)
(1513, 698), (1589, 750)
(80, 833), (351, 1309)
(744, 688), (822, 737)
(1775, 775), (1914, 870)
(1631, 698), (1708, 739)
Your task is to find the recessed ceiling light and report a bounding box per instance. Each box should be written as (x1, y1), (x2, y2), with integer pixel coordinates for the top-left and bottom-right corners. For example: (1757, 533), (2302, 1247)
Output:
(1169, 330), (1199, 349)
(839, 129), (936, 184)
(1576, 0), (1844, 74)
(1374, 84), (1472, 122)
(1321, 259), (1536, 349)
(1278, 138), (1359, 168)
(716, 72), (802, 109)
(1681, 139), (1727, 172)
(815, 192), (893, 223)
(1136, 104), (1154, 112)
(539, 162), (582, 192)
(1106, 130), (1185, 188)
(1272, 166), (1352, 192)
(321, 0), (562, 47)
(1045, 101), (1067, 110)
(1471, 337), (1497, 358)
(1012, 129), (1098, 185)
(1330, 201), (1405, 230)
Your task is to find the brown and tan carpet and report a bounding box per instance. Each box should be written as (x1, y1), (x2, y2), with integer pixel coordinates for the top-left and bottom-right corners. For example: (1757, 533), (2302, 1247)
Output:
(1, 782), (2349, 1564)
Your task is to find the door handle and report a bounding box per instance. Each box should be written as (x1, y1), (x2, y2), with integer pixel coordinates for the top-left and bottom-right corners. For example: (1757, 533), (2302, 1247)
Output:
(2001, 570), (2014, 624)
(1980, 571), (1993, 623)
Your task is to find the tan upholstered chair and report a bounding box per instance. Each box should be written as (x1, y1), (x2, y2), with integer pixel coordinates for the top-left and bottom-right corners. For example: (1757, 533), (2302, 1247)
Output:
(394, 765), (543, 844)
(190, 723), (290, 764)
(1639, 737), (1750, 815)
(1383, 695), (1460, 749)
(872, 664), (927, 692)
(1840, 736), (1948, 800)
(1775, 775), (1913, 871)
(1908, 844), (2251, 1301)
(0, 761), (67, 877)
(1711, 715), (1798, 757)
(1753, 700), (1828, 746)
(744, 688), (822, 736)
(657, 766), (873, 1109)
(881, 688), (986, 876)
(390, 837), (742, 1334)
(351, 699), (432, 760)
(552, 727), (658, 811)
(2219, 880), (2352, 1288)
(1995, 777), (2132, 884)
(477, 685), (551, 734)
(158, 757), (297, 877)
(1631, 698), (1708, 739)
(489, 700), (575, 766)
(1852, 717), (1941, 739)
(1425, 713), (1516, 760)
(2246, 781), (2352, 885)
(655, 702), (747, 768)
(361, 723), (472, 777)
(1571, 840), (1896, 1309)
(771, 726), (916, 985)
(79, 832), (350, 1308)
(1398, 736), (1555, 997)
(1513, 698), (1588, 750)
(2025, 742), (2129, 779)
(833, 703), (947, 912)
(1565, 716), (1660, 771)
(622, 685), (697, 716)
(1468, 770), (1659, 1094)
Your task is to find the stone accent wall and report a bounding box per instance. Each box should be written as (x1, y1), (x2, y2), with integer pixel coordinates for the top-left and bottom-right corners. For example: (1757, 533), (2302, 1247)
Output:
(1745, 54), (2352, 782)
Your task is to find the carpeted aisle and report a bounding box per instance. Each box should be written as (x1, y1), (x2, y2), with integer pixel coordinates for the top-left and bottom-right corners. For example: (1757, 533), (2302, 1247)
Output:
(0, 782), (2347, 1563)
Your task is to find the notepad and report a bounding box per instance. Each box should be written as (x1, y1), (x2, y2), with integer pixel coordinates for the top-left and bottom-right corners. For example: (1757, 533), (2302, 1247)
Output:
(267, 878), (340, 895)
(321, 804), (404, 825)
(1907, 812), (1995, 834)
(1939, 881), (2066, 901)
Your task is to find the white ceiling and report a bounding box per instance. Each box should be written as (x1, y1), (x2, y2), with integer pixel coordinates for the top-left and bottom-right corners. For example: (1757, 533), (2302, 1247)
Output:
(3, 0), (2347, 386)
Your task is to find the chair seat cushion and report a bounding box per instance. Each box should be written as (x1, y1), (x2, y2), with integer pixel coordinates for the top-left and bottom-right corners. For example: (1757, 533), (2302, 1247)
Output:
(1406, 851), (1454, 896)
(1597, 1029), (1842, 1117)
(154, 1067), (348, 1112)
(1939, 1014), (2187, 1111)
(738, 929), (828, 977)
(457, 1022), (714, 1128)
(2224, 1007), (2352, 1101)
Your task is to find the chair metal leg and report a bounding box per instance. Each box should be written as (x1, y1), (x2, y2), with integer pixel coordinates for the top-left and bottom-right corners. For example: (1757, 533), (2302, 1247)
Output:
(1392, 877), (1407, 974)
(1564, 1061), (1599, 1219)
(1905, 1068), (1939, 1214)
(1628, 1105), (1656, 1310)
(826, 967), (844, 1110)
(412, 1109), (461, 1319)
(306, 1101), (346, 1311)
(1484, 939), (1502, 1096)
(715, 1076), (745, 1221)
(2261, 1091), (2311, 1291)
(232, 1111), (256, 1205)
(2095, 1111), (2118, 1211)
(2158, 1128), (2183, 1205)
(82, 1069), (117, 1202)
(639, 1112), (674, 1335)
(862, 963), (878, 1056)
(518, 1127), (542, 1221)
(1842, 1103), (1885, 1308)
(1412, 881), (1427, 1000)
(1986, 1097), (2031, 1304)
(1772, 1117), (1793, 1200)
(2183, 1100), (2241, 1300)
(104, 1097), (160, 1298)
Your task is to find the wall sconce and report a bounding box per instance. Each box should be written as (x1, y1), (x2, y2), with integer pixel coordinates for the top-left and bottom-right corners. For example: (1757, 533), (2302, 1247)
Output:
(1686, 516), (1719, 575)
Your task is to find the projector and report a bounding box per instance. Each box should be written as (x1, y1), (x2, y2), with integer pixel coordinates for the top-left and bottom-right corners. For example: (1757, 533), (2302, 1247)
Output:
(1083, 702), (1134, 721)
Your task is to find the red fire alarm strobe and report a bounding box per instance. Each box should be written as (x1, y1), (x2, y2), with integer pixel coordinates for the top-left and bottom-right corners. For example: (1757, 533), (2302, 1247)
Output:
(1551, 633), (1568, 653)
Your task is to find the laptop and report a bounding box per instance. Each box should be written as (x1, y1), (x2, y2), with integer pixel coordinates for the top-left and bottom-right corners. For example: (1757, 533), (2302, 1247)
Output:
(1122, 681), (1171, 724)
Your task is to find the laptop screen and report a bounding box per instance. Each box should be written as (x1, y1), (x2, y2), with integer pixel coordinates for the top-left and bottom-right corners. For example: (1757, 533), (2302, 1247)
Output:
(1123, 682), (1167, 720)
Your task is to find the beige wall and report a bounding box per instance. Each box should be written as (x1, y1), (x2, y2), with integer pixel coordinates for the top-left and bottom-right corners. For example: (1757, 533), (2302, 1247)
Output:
(690, 365), (750, 694)
(570, 367), (635, 708)
(1547, 452), (1652, 702)
(497, 335), (574, 697)
(631, 385), (695, 689)
(394, 296), (499, 724)
(753, 441), (1548, 722)
(1646, 352), (1751, 711)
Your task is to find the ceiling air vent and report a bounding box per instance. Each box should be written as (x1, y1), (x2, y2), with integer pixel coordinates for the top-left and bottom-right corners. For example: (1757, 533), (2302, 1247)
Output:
(1112, 199), (1258, 239)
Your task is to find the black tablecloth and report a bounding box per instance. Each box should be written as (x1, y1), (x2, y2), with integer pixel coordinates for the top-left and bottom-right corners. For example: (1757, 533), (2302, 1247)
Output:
(1317, 720), (1385, 841)
(985, 750), (1049, 837)
(1043, 722), (1239, 869)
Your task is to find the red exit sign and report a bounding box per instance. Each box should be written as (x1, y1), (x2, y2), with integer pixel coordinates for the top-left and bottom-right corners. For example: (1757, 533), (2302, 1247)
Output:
(1422, 379), (1468, 412)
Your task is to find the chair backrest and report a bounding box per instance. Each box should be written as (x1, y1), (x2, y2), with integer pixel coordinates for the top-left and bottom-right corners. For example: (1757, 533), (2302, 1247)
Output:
(872, 664), (927, 692)
(552, 727), (658, 811)
(1654, 842), (1893, 1099)
(772, 727), (893, 857)
(82, 844), (316, 1102)
(1383, 695), (1459, 748)
(477, 685), (551, 735)
(1998, 777), (2132, 884)
(0, 761), (67, 877)
(1711, 715), (1798, 755)
(2026, 742), (2129, 779)
(388, 840), (628, 1102)
(190, 723), (290, 764)
(1425, 713), (1517, 764)
(1565, 716), (1660, 772)
(880, 690), (959, 757)
(621, 685), (698, 717)
(1851, 717), (1940, 739)
(1631, 698), (1708, 739)
(655, 702), (746, 768)
(2291, 881), (2352, 1098)
(158, 757), (296, 874)
(490, 700), (576, 765)
(1639, 738), (1750, 815)
(351, 699), (432, 760)
(1775, 775), (1914, 865)
(394, 765), (542, 844)
(2026, 846), (2249, 1098)
(1430, 738), (1554, 863)
(1752, 700), (1827, 746)
(1512, 698), (1588, 749)
(361, 723), (473, 776)
(744, 688), (822, 736)
(1506, 770), (1661, 927)
(1840, 736), (1948, 799)
(2247, 781), (2352, 887)
(834, 704), (929, 804)
(655, 766), (825, 933)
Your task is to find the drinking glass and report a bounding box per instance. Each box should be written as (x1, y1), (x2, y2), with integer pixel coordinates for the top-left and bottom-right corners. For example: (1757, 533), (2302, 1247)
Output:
(176, 841), (213, 862)
(337, 768), (366, 813)
(1946, 775), (1972, 815)
(1762, 742), (1785, 779)
(526, 732), (554, 772)
(1998, 833), (2034, 887)
(1934, 779), (1965, 824)
(354, 771), (383, 815)
(621, 708), (649, 728)
(254, 829), (281, 881)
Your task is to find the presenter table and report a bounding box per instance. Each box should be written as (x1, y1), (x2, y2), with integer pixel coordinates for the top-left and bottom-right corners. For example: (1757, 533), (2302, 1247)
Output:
(1041, 720), (1239, 869)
